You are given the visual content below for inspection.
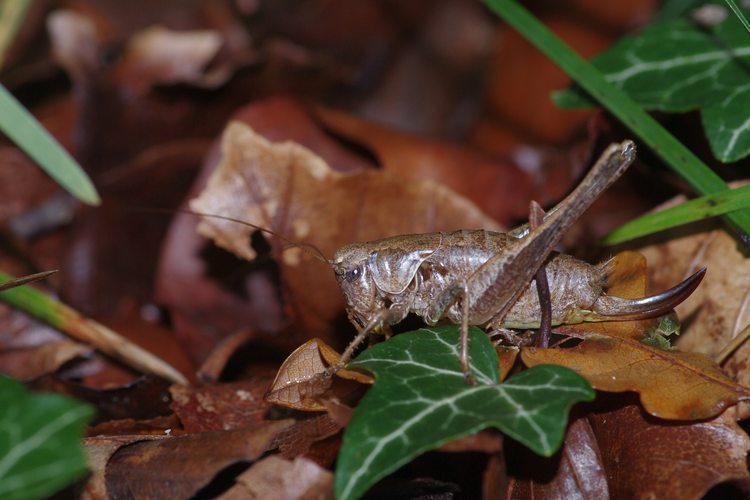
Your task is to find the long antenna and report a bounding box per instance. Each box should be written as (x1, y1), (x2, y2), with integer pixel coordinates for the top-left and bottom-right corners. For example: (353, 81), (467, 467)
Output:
(140, 207), (331, 264)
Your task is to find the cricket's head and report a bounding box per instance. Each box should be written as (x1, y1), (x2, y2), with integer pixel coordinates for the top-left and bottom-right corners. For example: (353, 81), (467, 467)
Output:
(330, 242), (384, 326)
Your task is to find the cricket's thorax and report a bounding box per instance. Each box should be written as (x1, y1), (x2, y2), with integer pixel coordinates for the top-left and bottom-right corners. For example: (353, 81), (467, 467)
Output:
(332, 230), (607, 331)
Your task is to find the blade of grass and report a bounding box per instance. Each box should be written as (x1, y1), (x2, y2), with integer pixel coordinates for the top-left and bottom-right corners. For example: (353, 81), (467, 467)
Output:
(604, 184), (750, 244)
(0, 85), (100, 205)
(484, 0), (750, 243)
(725, 0), (750, 35)
(0, 0), (31, 69)
(0, 271), (187, 384)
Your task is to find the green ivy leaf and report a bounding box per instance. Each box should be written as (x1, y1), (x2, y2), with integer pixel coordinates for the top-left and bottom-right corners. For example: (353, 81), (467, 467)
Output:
(334, 326), (594, 500)
(0, 376), (94, 500)
(555, 7), (750, 162)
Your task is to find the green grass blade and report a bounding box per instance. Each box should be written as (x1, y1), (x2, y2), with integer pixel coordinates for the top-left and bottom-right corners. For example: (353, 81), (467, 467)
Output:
(0, 271), (188, 384)
(0, 0), (31, 69)
(604, 184), (750, 244)
(484, 0), (750, 241)
(0, 85), (100, 205)
(725, 0), (750, 35)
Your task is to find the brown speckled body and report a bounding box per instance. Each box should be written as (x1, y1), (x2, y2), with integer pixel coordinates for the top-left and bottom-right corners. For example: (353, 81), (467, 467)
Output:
(332, 229), (606, 336)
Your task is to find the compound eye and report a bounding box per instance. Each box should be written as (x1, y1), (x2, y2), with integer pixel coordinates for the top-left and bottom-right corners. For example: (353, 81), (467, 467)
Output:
(344, 266), (361, 283)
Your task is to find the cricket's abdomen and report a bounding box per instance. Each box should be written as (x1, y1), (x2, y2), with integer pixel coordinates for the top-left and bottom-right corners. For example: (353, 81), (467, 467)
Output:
(408, 230), (606, 328)
(499, 255), (606, 328)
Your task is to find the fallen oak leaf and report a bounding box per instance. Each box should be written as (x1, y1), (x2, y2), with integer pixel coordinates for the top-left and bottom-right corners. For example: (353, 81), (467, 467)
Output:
(316, 338), (375, 385)
(118, 26), (229, 90)
(522, 333), (750, 420)
(29, 374), (173, 424)
(196, 330), (255, 384)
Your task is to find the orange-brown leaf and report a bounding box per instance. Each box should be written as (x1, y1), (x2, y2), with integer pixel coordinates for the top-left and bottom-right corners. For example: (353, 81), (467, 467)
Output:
(522, 333), (750, 420)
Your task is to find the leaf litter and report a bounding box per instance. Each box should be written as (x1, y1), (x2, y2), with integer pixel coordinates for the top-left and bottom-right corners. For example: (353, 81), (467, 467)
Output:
(4, 2), (750, 499)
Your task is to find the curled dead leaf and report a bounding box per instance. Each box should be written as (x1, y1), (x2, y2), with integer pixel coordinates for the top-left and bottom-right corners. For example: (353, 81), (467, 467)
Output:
(265, 338), (372, 412)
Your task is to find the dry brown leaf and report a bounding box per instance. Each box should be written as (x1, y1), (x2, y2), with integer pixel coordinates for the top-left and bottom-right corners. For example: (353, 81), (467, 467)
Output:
(104, 420), (293, 498)
(265, 338), (372, 411)
(272, 414), (342, 461)
(196, 330), (254, 383)
(265, 339), (333, 411)
(30, 375), (173, 423)
(316, 340), (374, 385)
(82, 434), (169, 500)
(495, 346), (518, 382)
(523, 333), (750, 419)
(636, 214), (750, 413)
(313, 105), (533, 226)
(218, 455), (333, 500)
(522, 250), (750, 420)
(47, 10), (100, 81)
(589, 399), (750, 499)
(170, 376), (275, 433)
(506, 416), (609, 499)
(0, 340), (91, 380)
(190, 120), (500, 342)
(87, 414), (180, 437)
